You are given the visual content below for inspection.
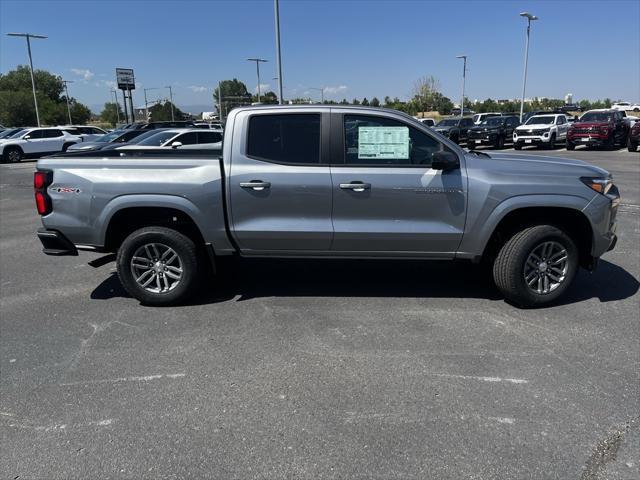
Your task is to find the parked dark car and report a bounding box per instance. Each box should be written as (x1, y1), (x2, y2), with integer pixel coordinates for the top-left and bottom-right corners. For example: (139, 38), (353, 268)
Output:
(559, 104), (583, 114)
(466, 116), (520, 149)
(66, 129), (148, 152)
(451, 107), (474, 116)
(628, 121), (640, 152)
(128, 121), (196, 130)
(567, 109), (629, 150)
(433, 117), (475, 144)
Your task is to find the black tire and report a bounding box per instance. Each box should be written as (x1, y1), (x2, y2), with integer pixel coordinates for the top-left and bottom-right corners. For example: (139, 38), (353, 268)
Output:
(547, 134), (556, 150)
(604, 136), (615, 150)
(628, 138), (638, 152)
(492, 225), (579, 307)
(514, 143), (522, 150)
(494, 135), (505, 149)
(116, 226), (199, 306)
(450, 134), (459, 145)
(566, 141), (575, 151)
(62, 142), (75, 152)
(3, 146), (23, 163)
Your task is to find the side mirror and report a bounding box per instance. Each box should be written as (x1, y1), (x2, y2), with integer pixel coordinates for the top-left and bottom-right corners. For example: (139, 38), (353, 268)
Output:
(171, 141), (182, 149)
(23, 135), (31, 140)
(432, 151), (460, 171)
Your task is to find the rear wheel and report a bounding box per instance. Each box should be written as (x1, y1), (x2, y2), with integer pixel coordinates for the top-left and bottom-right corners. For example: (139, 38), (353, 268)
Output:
(3, 146), (23, 163)
(116, 226), (199, 306)
(62, 142), (75, 152)
(492, 225), (578, 307)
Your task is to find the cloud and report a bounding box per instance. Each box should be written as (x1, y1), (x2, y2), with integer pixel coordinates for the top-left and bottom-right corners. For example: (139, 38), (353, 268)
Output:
(324, 85), (348, 95)
(254, 83), (270, 94)
(70, 68), (94, 81)
(188, 85), (208, 93)
(94, 79), (117, 89)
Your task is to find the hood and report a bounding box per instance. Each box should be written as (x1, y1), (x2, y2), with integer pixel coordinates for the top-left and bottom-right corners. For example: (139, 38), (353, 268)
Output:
(470, 124), (501, 131)
(516, 123), (552, 130)
(67, 142), (104, 151)
(435, 125), (455, 132)
(473, 152), (609, 178)
(571, 121), (611, 129)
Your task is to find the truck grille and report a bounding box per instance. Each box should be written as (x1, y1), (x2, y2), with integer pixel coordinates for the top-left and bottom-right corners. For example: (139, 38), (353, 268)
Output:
(572, 128), (601, 134)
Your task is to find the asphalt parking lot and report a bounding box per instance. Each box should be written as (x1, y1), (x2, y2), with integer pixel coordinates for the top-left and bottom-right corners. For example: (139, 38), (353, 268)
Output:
(1, 146), (638, 479)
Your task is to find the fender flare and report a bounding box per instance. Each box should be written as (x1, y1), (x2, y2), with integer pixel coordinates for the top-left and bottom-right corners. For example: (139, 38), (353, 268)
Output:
(95, 194), (212, 247)
(459, 193), (594, 258)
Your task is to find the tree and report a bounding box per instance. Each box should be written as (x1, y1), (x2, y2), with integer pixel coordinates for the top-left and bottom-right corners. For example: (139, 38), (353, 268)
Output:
(100, 102), (124, 126)
(0, 65), (92, 126)
(214, 78), (251, 116)
(352, 98), (360, 105)
(370, 97), (380, 107)
(252, 90), (278, 104)
(149, 101), (185, 121)
(339, 98), (349, 105)
(361, 97), (370, 106)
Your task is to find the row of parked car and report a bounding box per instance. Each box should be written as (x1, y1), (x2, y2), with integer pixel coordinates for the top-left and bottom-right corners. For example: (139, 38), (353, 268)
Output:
(0, 121), (224, 162)
(424, 109), (639, 152)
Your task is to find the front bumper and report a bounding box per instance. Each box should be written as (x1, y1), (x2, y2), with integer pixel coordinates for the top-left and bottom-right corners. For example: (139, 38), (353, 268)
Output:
(568, 134), (608, 146)
(514, 136), (549, 145)
(37, 228), (78, 256)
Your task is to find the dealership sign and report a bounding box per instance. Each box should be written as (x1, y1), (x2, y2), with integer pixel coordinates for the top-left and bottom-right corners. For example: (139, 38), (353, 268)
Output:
(116, 68), (135, 90)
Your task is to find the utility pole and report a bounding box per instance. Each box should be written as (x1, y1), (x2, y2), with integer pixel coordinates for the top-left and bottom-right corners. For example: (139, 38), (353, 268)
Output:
(165, 86), (175, 121)
(519, 12), (538, 122)
(247, 58), (268, 103)
(217, 80), (224, 121)
(128, 88), (134, 123)
(455, 55), (467, 119)
(310, 87), (324, 103)
(62, 80), (74, 124)
(274, 0), (284, 104)
(110, 89), (121, 124)
(7, 32), (47, 127)
(143, 87), (160, 121)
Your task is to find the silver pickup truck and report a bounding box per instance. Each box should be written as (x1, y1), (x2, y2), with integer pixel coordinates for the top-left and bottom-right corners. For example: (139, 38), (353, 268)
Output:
(35, 105), (619, 307)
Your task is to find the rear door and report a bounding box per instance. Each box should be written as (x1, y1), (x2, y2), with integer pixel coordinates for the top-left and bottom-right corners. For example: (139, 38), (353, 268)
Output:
(43, 129), (66, 152)
(228, 110), (333, 252)
(329, 111), (466, 255)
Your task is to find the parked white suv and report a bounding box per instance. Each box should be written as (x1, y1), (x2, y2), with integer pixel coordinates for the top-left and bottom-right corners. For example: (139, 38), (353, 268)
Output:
(0, 127), (81, 163)
(611, 102), (640, 112)
(513, 114), (569, 150)
(114, 128), (222, 151)
(60, 125), (107, 142)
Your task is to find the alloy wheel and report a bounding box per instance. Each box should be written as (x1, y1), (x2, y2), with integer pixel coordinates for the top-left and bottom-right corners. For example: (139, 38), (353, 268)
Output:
(130, 242), (183, 293)
(523, 241), (569, 295)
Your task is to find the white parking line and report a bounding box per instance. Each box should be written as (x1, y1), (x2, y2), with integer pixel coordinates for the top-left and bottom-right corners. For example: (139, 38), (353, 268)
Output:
(429, 373), (528, 384)
(60, 373), (186, 386)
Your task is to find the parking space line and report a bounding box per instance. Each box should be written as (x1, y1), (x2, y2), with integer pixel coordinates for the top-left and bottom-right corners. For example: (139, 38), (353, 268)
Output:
(60, 373), (186, 386)
(428, 373), (528, 384)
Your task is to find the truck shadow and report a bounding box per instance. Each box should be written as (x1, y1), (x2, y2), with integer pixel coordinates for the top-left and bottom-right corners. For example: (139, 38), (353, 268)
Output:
(91, 258), (638, 308)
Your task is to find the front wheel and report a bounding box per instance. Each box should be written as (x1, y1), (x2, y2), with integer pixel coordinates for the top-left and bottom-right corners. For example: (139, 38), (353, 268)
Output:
(492, 225), (578, 307)
(494, 135), (505, 149)
(566, 141), (575, 151)
(546, 134), (556, 150)
(514, 143), (522, 150)
(116, 226), (199, 306)
(628, 138), (638, 152)
(3, 146), (23, 163)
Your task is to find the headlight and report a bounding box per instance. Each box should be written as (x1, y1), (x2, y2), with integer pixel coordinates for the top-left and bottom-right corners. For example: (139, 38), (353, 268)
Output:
(581, 176), (613, 195)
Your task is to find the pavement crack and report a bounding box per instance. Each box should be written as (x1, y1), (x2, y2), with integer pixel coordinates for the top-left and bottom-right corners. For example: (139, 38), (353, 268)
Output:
(581, 416), (639, 480)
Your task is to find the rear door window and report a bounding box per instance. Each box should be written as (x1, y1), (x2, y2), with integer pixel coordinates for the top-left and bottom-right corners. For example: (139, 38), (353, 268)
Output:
(198, 131), (222, 143)
(247, 114), (320, 164)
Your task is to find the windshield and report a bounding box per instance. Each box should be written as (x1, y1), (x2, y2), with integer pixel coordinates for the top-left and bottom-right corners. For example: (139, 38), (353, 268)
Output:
(580, 112), (613, 122)
(127, 129), (171, 144)
(136, 131), (177, 146)
(0, 128), (24, 139)
(526, 116), (556, 125)
(9, 129), (29, 138)
(483, 117), (505, 126)
(96, 130), (125, 143)
(437, 119), (458, 127)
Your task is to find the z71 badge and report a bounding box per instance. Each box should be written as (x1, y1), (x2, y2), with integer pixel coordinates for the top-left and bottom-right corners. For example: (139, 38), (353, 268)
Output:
(53, 187), (81, 194)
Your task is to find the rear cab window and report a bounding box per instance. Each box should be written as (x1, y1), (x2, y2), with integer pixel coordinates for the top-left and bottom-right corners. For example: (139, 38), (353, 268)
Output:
(247, 114), (320, 164)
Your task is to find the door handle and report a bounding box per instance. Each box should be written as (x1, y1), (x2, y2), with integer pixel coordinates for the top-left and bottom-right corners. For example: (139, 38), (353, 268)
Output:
(340, 182), (371, 192)
(240, 181), (271, 191)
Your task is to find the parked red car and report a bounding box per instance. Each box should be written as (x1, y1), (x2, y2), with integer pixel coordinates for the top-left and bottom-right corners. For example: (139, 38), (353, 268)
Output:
(567, 109), (629, 150)
(628, 122), (640, 152)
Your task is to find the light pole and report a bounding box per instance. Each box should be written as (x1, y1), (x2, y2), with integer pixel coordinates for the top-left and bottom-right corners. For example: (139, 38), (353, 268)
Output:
(143, 87), (160, 120)
(165, 86), (174, 121)
(274, 0), (284, 104)
(247, 58), (268, 103)
(310, 87), (324, 103)
(7, 32), (47, 127)
(519, 12), (538, 122)
(110, 89), (121, 124)
(61, 79), (74, 124)
(456, 55), (467, 119)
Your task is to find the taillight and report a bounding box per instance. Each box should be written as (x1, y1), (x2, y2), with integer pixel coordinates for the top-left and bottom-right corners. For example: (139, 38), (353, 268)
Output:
(34, 170), (53, 215)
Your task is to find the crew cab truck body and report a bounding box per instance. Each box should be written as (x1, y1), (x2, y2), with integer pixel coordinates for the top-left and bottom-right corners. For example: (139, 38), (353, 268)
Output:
(567, 109), (629, 150)
(35, 106), (619, 307)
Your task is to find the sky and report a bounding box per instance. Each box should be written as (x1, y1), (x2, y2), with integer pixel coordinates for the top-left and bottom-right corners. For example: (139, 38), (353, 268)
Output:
(1, 0), (639, 113)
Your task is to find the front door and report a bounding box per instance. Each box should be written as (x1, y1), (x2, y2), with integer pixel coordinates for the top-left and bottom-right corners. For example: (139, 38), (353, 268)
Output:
(228, 111), (333, 253)
(330, 112), (467, 255)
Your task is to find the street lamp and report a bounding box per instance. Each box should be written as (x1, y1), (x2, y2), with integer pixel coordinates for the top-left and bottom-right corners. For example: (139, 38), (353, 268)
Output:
(7, 32), (47, 127)
(247, 58), (268, 103)
(310, 87), (324, 103)
(61, 79), (74, 124)
(456, 55), (467, 119)
(274, 0), (284, 104)
(165, 86), (174, 121)
(519, 12), (538, 122)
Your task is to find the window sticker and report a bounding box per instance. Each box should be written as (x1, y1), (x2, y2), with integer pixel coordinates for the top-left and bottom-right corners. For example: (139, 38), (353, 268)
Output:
(358, 126), (409, 159)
